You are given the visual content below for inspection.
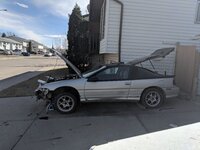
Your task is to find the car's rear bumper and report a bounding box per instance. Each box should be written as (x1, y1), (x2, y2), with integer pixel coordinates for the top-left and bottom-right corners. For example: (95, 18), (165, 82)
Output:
(164, 86), (179, 98)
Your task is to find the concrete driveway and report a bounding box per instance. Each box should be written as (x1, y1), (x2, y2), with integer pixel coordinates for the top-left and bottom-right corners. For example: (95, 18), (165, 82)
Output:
(0, 55), (65, 80)
(0, 97), (200, 150)
(0, 55), (65, 91)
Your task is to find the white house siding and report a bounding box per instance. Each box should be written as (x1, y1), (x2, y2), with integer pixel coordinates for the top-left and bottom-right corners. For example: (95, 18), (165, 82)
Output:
(12, 44), (22, 50)
(0, 42), (4, 49)
(100, 0), (200, 75)
(106, 0), (121, 53)
(12, 44), (17, 50)
(22, 42), (28, 47)
(38, 45), (44, 50)
(5, 43), (11, 50)
(100, 0), (121, 54)
(18, 44), (23, 50)
(100, 39), (107, 53)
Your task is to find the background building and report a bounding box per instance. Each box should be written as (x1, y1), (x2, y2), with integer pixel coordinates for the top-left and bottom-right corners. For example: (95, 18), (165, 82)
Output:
(7, 36), (29, 52)
(0, 37), (22, 51)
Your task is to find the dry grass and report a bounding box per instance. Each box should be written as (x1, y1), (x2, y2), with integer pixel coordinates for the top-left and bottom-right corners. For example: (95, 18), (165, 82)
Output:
(0, 68), (68, 98)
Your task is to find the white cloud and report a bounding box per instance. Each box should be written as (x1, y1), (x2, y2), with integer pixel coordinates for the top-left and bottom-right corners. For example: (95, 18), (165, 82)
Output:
(44, 34), (66, 38)
(31, 0), (89, 17)
(0, 11), (44, 42)
(15, 2), (29, 8)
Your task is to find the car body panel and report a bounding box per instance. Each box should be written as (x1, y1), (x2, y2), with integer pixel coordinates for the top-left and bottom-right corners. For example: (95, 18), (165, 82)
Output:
(84, 80), (132, 101)
(128, 78), (175, 100)
(40, 78), (86, 100)
(35, 48), (179, 103)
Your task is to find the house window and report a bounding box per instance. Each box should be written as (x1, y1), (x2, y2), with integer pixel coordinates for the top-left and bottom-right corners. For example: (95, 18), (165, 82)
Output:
(196, 1), (200, 23)
(100, 0), (106, 40)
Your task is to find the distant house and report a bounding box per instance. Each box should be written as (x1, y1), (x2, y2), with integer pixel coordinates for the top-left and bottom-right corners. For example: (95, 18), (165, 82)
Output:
(0, 37), (22, 51)
(7, 36), (29, 51)
(29, 40), (47, 53)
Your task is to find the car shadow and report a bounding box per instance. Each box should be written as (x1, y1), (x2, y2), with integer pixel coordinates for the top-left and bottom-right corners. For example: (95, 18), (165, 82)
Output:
(33, 98), (200, 150)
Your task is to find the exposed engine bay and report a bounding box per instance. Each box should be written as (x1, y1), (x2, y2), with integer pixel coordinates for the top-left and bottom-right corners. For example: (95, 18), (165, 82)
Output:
(45, 74), (79, 83)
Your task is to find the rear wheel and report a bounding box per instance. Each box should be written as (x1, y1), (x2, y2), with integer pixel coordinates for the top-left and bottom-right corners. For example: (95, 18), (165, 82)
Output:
(53, 92), (78, 114)
(141, 88), (165, 108)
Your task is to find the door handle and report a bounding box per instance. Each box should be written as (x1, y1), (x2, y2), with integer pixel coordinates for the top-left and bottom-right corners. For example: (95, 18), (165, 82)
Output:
(125, 82), (131, 85)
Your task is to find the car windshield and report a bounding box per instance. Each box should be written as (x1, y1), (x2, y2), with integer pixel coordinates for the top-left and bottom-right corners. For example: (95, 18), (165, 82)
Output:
(82, 65), (106, 78)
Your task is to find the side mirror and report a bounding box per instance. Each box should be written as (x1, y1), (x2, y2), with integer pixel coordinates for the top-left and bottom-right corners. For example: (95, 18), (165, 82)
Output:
(88, 76), (98, 82)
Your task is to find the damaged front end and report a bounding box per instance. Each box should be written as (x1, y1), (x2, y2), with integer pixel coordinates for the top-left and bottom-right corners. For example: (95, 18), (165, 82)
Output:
(35, 73), (79, 101)
(35, 79), (53, 101)
(35, 49), (82, 101)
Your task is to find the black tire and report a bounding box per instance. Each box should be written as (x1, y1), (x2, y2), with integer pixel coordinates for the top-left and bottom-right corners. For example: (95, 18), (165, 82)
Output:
(53, 92), (78, 114)
(140, 88), (165, 108)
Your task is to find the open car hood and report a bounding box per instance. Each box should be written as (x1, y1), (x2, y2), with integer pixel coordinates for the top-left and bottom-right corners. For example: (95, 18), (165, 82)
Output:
(126, 47), (175, 65)
(53, 50), (82, 78)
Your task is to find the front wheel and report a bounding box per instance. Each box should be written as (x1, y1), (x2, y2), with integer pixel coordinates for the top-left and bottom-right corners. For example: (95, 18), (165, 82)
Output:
(140, 88), (165, 108)
(53, 92), (78, 114)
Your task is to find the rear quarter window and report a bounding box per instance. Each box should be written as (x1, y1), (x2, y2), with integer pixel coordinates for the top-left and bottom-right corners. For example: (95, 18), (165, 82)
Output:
(130, 66), (163, 80)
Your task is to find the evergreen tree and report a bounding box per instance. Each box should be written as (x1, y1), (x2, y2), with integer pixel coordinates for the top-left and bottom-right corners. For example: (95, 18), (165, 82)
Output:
(67, 4), (89, 72)
(1, 33), (6, 37)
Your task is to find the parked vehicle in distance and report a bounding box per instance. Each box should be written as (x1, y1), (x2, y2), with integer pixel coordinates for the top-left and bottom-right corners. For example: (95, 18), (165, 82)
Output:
(44, 52), (53, 57)
(30, 51), (37, 55)
(35, 48), (179, 114)
(38, 50), (44, 55)
(4, 50), (13, 55)
(21, 52), (30, 56)
(0, 49), (5, 55)
(12, 49), (22, 55)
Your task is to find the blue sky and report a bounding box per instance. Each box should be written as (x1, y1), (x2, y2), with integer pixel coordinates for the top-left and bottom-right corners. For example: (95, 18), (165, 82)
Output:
(0, 0), (89, 47)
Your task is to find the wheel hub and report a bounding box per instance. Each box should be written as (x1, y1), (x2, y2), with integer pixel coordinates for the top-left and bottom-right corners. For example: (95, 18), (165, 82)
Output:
(57, 95), (74, 112)
(145, 91), (161, 107)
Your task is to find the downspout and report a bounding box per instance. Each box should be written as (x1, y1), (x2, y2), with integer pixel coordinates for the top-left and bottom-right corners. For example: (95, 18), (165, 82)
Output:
(113, 0), (124, 62)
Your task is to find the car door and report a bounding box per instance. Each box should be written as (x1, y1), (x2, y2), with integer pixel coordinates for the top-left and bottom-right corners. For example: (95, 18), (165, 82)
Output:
(84, 66), (131, 101)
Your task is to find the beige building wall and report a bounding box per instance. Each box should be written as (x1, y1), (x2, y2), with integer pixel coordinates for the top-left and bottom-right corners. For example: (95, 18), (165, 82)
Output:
(103, 53), (118, 64)
(175, 45), (199, 96)
(90, 54), (104, 67)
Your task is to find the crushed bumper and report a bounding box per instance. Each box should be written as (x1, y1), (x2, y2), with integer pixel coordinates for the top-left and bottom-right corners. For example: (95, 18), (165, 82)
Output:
(35, 88), (52, 100)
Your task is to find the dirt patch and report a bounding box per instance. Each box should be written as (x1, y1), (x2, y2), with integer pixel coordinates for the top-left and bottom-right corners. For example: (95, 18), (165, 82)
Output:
(0, 68), (69, 98)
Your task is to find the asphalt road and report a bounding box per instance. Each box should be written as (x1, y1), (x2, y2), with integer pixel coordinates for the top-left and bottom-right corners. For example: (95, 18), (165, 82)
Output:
(0, 96), (200, 150)
(0, 55), (65, 80)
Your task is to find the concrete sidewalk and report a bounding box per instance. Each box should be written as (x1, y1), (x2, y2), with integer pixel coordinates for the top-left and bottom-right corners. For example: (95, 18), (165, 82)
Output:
(0, 65), (65, 92)
(0, 96), (200, 150)
(0, 71), (43, 92)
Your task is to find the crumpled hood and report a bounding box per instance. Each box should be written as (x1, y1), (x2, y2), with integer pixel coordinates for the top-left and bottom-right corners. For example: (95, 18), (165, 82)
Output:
(53, 50), (82, 78)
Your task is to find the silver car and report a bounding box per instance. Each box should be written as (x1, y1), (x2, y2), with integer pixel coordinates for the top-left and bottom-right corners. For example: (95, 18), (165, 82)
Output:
(35, 48), (179, 114)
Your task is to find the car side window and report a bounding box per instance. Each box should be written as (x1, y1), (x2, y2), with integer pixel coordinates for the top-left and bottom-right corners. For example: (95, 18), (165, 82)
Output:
(95, 66), (129, 81)
(131, 66), (162, 80)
